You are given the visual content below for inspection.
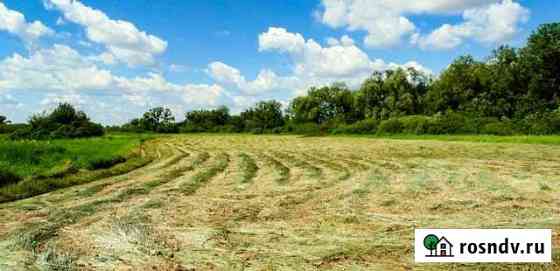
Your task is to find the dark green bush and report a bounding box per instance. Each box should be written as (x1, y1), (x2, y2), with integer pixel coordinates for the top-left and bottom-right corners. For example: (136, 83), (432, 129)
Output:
(424, 113), (467, 134)
(377, 118), (403, 134)
(514, 113), (560, 135)
(10, 103), (104, 140)
(0, 123), (27, 134)
(481, 122), (515, 135)
(464, 117), (500, 134)
(331, 119), (378, 134)
(399, 115), (431, 134)
(281, 122), (322, 135)
(87, 156), (126, 170)
(0, 169), (22, 187)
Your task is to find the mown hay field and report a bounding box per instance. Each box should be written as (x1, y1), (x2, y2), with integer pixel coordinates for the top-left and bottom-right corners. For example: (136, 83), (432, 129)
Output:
(0, 134), (558, 270)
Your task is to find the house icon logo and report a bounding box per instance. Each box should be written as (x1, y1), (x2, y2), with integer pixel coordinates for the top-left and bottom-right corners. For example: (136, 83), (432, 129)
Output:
(423, 234), (454, 257)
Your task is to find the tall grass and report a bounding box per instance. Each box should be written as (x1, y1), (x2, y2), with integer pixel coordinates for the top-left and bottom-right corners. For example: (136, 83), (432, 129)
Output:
(0, 133), (155, 202)
(0, 134), (148, 178)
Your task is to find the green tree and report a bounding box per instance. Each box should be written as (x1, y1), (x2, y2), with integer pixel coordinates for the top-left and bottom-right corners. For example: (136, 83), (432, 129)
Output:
(355, 68), (429, 120)
(141, 107), (176, 133)
(0, 115), (9, 125)
(518, 23), (560, 114)
(184, 106), (230, 131)
(425, 56), (490, 115)
(423, 235), (439, 256)
(10, 103), (104, 140)
(289, 83), (355, 124)
(241, 100), (284, 131)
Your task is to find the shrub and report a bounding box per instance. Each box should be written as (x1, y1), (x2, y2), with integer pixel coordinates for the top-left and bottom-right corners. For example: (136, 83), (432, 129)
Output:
(291, 123), (321, 135)
(10, 103), (105, 140)
(514, 113), (560, 135)
(425, 112), (467, 134)
(399, 115), (432, 134)
(271, 127), (283, 134)
(350, 119), (379, 134)
(481, 122), (515, 136)
(464, 117), (500, 134)
(0, 169), (22, 188)
(377, 118), (403, 134)
(87, 156), (126, 170)
(331, 119), (378, 134)
(1, 123), (27, 134)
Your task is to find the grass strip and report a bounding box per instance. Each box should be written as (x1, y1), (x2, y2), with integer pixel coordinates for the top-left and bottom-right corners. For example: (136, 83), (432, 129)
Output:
(181, 152), (230, 195)
(238, 153), (258, 184)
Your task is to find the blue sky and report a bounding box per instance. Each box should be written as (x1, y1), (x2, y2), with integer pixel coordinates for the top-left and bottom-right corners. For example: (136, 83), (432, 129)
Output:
(0, 0), (558, 124)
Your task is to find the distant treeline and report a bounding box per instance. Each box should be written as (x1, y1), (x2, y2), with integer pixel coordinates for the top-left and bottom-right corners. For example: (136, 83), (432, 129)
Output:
(1, 104), (104, 140)
(3, 23), (560, 138)
(108, 23), (560, 136)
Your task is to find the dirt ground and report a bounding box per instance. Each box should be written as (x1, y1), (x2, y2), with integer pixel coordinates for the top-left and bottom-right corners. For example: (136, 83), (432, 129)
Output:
(0, 135), (558, 270)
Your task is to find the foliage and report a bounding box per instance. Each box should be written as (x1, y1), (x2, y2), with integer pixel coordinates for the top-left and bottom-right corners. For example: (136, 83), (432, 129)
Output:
(118, 107), (178, 133)
(0, 169), (21, 188)
(289, 83), (356, 124)
(0, 115), (8, 125)
(109, 23), (560, 136)
(377, 118), (403, 135)
(331, 119), (379, 134)
(242, 100), (285, 130)
(184, 106), (230, 131)
(0, 115), (9, 133)
(10, 103), (104, 140)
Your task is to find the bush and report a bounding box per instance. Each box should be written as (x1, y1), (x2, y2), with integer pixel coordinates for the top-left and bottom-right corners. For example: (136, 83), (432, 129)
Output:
(87, 156), (126, 170)
(424, 112), (467, 134)
(0, 169), (22, 187)
(464, 117), (500, 134)
(331, 119), (378, 134)
(481, 122), (515, 135)
(377, 118), (403, 134)
(0, 123), (27, 134)
(399, 115), (432, 134)
(271, 127), (283, 134)
(10, 103), (105, 140)
(282, 122), (322, 135)
(514, 113), (560, 135)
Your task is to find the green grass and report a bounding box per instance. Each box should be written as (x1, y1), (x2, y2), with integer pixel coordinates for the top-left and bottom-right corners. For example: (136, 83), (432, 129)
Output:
(0, 133), (156, 202)
(0, 133), (151, 179)
(181, 152), (230, 195)
(238, 153), (258, 184)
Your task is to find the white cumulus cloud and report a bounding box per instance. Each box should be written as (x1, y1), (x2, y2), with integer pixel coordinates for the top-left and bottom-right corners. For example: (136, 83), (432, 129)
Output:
(413, 0), (530, 50)
(0, 44), (230, 118)
(0, 2), (53, 43)
(317, 0), (529, 49)
(211, 28), (432, 98)
(45, 0), (168, 66)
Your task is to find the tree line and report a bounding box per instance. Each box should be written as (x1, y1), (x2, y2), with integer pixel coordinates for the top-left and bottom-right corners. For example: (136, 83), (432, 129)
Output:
(113, 23), (560, 136)
(2, 23), (560, 139)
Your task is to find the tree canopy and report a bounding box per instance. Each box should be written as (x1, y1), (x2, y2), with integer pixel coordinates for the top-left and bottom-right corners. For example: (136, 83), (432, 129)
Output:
(10, 103), (104, 140)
